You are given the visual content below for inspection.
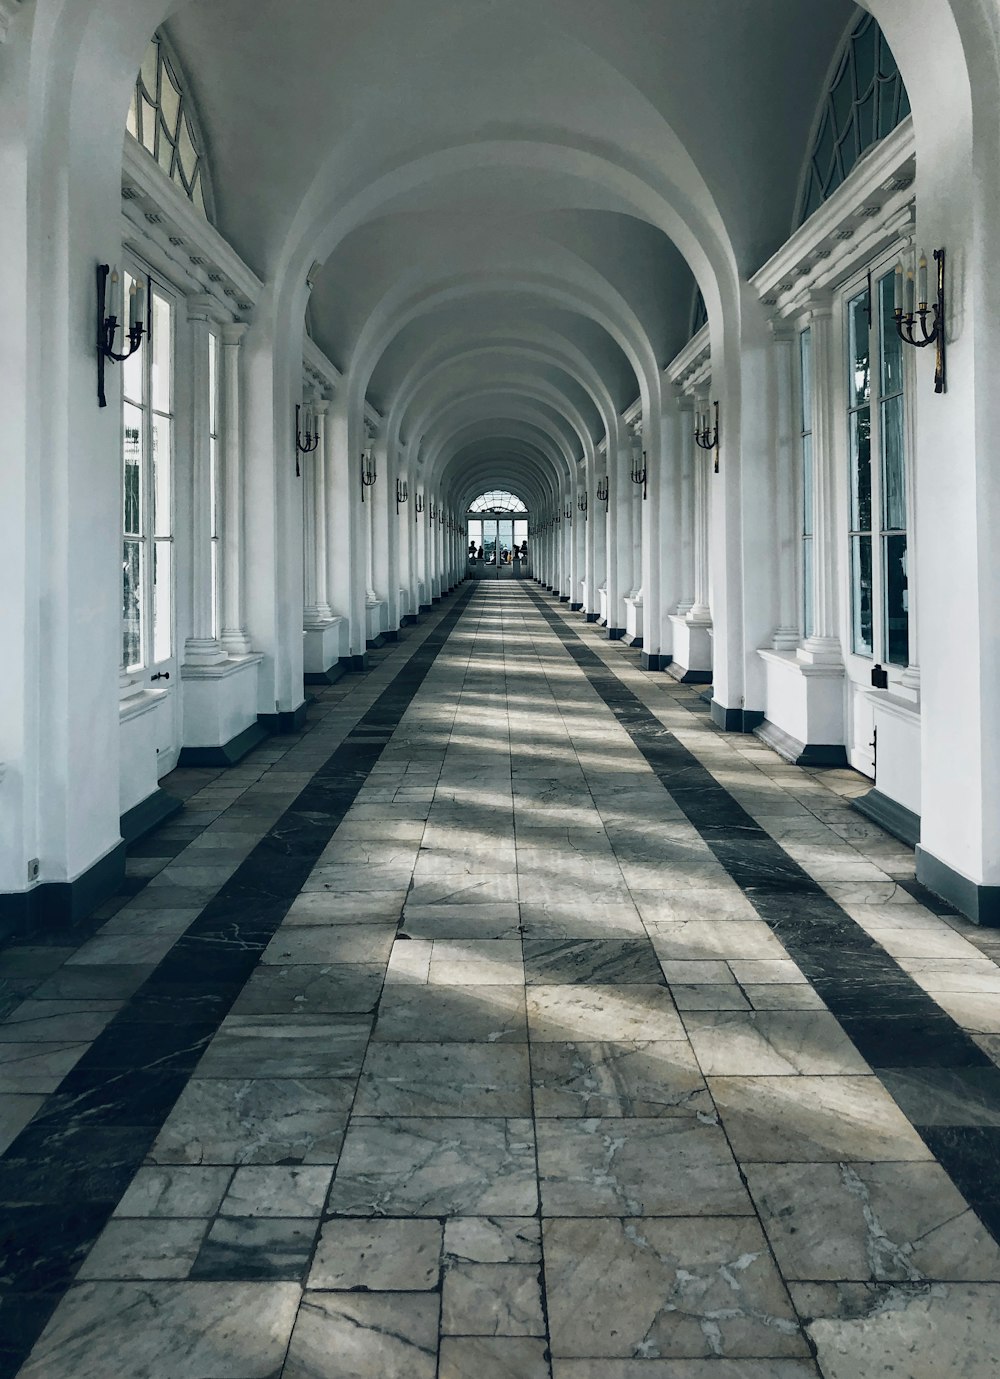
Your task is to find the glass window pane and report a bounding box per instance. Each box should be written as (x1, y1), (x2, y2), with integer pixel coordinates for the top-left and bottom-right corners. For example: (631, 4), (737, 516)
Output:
(879, 271), (904, 396)
(153, 539), (172, 664)
(803, 538), (814, 639)
(123, 401), (143, 536)
(209, 332), (219, 435)
(799, 328), (812, 435)
(160, 66), (181, 136)
(178, 116), (198, 182)
(123, 539), (143, 670)
(881, 393), (906, 531)
(884, 533), (909, 666)
(157, 121), (174, 174)
(141, 95), (157, 154)
(851, 534), (874, 656)
(126, 93), (138, 139)
(848, 291), (871, 408)
(802, 432), (814, 537)
(152, 414), (171, 538)
(140, 42), (158, 98)
(851, 407), (872, 532)
(122, 271), (144, 402)
(210, 436), (219, 538)
(152, 292), (172, 413)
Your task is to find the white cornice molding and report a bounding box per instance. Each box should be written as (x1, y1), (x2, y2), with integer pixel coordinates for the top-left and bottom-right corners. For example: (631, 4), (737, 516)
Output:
(752, 117), (916, 319)
(121, 137), (261, 317)
(666, 324), (710, 392)
(0, 0), (22, 43)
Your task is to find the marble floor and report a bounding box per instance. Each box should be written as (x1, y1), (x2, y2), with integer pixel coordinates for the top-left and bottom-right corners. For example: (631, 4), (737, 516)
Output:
(3, 582), (1000, 1378)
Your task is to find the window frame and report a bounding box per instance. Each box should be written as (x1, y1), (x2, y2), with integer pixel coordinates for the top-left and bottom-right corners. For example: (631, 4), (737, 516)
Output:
(839, 249), (914, 678)
(121, 256), (177, 679)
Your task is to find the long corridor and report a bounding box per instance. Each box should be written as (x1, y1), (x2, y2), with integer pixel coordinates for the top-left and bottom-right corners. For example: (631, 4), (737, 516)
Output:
(3, 582), (1000, 1377)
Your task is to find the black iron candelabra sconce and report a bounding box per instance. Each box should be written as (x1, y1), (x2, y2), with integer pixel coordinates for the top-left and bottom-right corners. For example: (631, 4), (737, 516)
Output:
(97, 263), (151, 408)
(415, 493), (424, 522)
(596, 474), (609, 509)
(894, 248), (946, 394)
(564, 502), (572, 524)
(630, 449), (648, 500)
(294, 404), (319, 477)
(396, 478), (409, 514)
(694, 401), (720, 474)
(360, 446), (377, 501)
(578, 491), (588, 518)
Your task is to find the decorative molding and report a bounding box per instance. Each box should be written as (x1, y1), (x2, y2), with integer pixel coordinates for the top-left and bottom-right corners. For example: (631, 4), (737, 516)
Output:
(751, 117), (916, 320)
(121, 138), (261, 317)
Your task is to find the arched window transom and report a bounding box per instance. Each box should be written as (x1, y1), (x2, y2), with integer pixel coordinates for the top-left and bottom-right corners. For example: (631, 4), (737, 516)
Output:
(127, 33), (210, 216)
(798, 15), (910, 227)
(469, 491), (528, 514)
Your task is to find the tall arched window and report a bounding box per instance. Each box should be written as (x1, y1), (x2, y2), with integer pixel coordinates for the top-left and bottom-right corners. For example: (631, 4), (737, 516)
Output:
(126, 33), (211, 216)
(469, 491), (527, 513)
(798, 15), (910, 226)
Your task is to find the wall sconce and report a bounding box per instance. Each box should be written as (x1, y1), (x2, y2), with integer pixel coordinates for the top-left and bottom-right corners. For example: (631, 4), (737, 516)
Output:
(415, 493), (424, 522)
(596, 475), (609, 509)
(294, 403), (319, 478)
(694, 401), (720, 474)
(630, 449), (647, 501)
(564, 502), (572, 524)
(396, 478), (409, 514)
(360, 445), (377, 501)
(97, 264), (150, 408)
(578, 492), (588, 517)
(429, 501), (436, 522)
(894, 248), (946, 393)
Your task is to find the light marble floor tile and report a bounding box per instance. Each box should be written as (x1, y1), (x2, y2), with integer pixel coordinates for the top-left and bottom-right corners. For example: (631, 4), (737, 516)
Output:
(373, 983), (527, 1042)
(196, 1015), (371, 1079)
(219, 1164), (333, 1217)
(682, 1010), (871, 1076)
(792, 1280), (1000, 1379)
(536, 1116), (752, 1216)
(747, 1160), (1000, 1282)
(76, 1218), (208, 1280)
(308, 1217), (443, 1289)
(531, 1040), (711, 1118)
(664, 984), (752, 1012)
(444, 1217), (541, 1264)
(326, 1117), (538, 1217)
(544, 1217), (807, 1360)
(442, 1261), (545, 1335)
(113, 1166), (234, 1217)
(646, 918), (786, 960)
(262, 927), (395, 965)
(151, 1077), (352, 1165)
(0, 1091), (44, 1153)
(17, 1281), (301, 1378)
(401, 903), (522, 939)
(526, 984), (684, 1042)
(709, 1075), (934, 1162)
(550, 1362), (818, 1378)
(284, 1291), (439, 1379)
(0, 1040), (89, 1092)
(355, 1042), (532, 1115)
(284, 891), (407, 924)
(229, 963), (384, 1016)
(440, 1336), (552, 1379)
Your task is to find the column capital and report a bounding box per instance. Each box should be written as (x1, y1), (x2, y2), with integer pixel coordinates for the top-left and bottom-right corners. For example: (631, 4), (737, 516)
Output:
(186, 293), (221, 325)
(803, 289), (835, 322)
(313, 398), (331, 416)
(220, 320), (250, 347)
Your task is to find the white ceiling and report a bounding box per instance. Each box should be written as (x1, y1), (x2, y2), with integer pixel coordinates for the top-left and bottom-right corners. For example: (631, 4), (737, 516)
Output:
(166, 0), (857, 499)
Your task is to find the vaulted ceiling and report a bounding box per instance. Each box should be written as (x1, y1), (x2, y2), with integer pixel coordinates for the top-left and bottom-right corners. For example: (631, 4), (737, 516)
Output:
(166, 0), (857, 502)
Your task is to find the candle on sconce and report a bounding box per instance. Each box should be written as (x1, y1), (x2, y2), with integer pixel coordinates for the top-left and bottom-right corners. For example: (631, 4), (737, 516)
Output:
(107, 265), (121, 323)
(894, 260), (904, 313)
(918, 253), (929, 308)
(128, 279), (142, 332)
(905, 269), (915, 317)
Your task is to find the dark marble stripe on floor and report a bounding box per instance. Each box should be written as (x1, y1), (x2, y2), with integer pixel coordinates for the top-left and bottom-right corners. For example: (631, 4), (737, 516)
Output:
(522, 583), (1000, 1243)
(0, 585), (474, 1379)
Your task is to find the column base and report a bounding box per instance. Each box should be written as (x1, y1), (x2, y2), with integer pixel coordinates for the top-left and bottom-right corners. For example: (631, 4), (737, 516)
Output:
(0, 840), (128, 942)
(754, 720), (848, 769)
(181, 655), (265, 766)
(585, 613), (599, 623)
(853, 789), (921, 848)
(419, 604), (432, 614)
(303, 660), (349, 687)
(641, 652), (672, 671)
(916, 847), (1000, 927)
(559, 595), (569, 603)
(257, 702), (307, 734)
(668, 614), (712, 681)
(710, 701), (766, 734)
(400, 614), (419, 627)
(624, 595), (644, 647)
(570, 602), (583, 612)
(607, 627), (625, 641)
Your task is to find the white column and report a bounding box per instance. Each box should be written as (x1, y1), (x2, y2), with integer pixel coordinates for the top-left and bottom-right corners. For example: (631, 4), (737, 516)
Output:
(798, 294), (842, 664)
(185, 296), (226, 666)
(771, 326), (801, 651)
(676, 398), (695, 614)
(304, 399), (333, 627)
(629, 426), (643, 599)
(219, 322), (252, 655)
